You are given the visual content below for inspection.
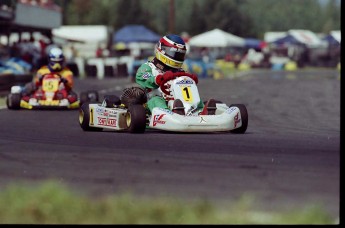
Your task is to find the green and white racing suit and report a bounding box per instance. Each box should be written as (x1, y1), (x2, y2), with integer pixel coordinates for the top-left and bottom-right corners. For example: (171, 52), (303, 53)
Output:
(135, 60), (204, 113)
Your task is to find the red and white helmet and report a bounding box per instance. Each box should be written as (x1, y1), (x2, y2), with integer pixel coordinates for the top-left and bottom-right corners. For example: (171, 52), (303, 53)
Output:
(155, 34), (187, 69)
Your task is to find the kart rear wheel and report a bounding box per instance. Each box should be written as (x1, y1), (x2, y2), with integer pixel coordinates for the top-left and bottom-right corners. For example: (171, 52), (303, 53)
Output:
(6, 93), (21, 110)
(80, 90), (99, 106)
(103, 94), (121, 107)
(79, 102), (102, 131)
(230, 104), (248, 134)
(126, 104), (146, 133)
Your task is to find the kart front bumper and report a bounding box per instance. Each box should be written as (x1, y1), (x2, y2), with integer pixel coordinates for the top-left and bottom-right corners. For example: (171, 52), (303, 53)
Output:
(149, 107), (243, 132)
(20, 99), (80, 110)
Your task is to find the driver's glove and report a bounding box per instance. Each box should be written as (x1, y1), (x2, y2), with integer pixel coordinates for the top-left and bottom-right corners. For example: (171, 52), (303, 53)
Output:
(155, 71), (175, 86)
(60, 77), (68, 84)
(38, 75), (44, 83)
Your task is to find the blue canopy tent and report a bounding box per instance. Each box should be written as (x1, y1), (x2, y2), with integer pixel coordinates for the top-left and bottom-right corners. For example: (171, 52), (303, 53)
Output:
(244, 38), (265, 50)
(272, 34), (301, 45)
(113, 25), (160, 43)
(323, 35), (340, 46)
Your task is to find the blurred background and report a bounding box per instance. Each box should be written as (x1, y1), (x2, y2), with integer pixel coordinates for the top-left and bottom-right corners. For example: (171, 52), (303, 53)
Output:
(0, 0), (341, 88)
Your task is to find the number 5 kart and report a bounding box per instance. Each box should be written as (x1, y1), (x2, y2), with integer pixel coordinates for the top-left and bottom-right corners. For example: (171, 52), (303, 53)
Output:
(79, 73), (248, 133)
(6, 73), (98, 110)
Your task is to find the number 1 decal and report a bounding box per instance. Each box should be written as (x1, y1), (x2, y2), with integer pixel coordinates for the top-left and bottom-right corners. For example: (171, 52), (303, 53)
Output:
(90, 108), (94, 125)
(182, 87), (193, 102)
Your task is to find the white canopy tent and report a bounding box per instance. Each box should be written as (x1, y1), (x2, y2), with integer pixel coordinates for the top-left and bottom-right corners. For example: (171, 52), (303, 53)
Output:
(52, 25), (108, 43)
(265, 29), (327, 48)
(52, 25), (110, 58)
(330, 30), (341, 43)
(288, 29), (326, 47)
(188, 28), (245, 47)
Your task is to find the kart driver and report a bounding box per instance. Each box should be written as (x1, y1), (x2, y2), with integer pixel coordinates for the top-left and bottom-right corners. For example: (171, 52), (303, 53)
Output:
(135, 34), (216, 115)
(22, 47), (77, 102)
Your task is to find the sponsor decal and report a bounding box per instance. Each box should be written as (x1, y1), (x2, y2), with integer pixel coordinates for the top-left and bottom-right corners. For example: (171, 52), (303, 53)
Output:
(38, 100), (60, 105)
(102, 110), (118, 117)
(98, 117), (117, 127)
(170, 47), (186, 53)
(109, 109), (118, 115)
(96, 107), (105, 113)
(158, 55), (181, 68)
(175, 43), (185, 49)
(226, 106), (237, 114)
(200, 116), (207, 123)
(176, 78), (194, 85)
(142, 72), (151, 79)
(153, 114), (166, 126)
(234, 113), (241, 128)
(157, 108), (173, 115)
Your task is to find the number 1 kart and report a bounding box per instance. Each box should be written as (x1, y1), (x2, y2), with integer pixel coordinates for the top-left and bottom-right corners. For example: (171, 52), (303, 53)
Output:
(79, 73), (248, 134)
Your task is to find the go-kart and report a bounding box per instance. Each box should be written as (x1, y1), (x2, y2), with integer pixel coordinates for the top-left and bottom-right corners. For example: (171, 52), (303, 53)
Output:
(79, 73), (248, 134)
(6, 73), (98, 110)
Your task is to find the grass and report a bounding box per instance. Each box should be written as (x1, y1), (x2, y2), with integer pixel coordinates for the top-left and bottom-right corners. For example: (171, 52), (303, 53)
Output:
(0, 181), (337, 224)
(0, 96), (5, 107)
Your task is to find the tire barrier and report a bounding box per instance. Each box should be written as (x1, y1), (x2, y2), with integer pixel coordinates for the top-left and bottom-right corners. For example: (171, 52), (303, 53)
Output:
(66, 63), (80, 77)
(67, 57), (133, 79)
(84, 64), (97, 78)
(0, 74), (33, 93)
(104, 65), (115, 78)
(116, 63), (128, 78)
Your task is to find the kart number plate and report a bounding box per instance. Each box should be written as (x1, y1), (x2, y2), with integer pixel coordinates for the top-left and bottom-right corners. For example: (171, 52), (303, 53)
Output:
(42, 79), (59, 92)
(181, 86), (193, 102)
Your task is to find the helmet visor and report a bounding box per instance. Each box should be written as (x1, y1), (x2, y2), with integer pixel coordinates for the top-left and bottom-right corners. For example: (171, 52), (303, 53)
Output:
(160, 45), (186, 62)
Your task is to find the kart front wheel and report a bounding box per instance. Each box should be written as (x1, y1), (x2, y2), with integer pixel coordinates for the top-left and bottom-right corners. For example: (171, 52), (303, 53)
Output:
(126, 104), (146, 133)
(6, 93), (21, 110)
(80, 90), (99, 106)
(230, 104), (248, 134)
(79, 102), (102, 131)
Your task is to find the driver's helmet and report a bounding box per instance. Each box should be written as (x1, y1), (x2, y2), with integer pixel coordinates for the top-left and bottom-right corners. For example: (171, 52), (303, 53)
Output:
(48, 47), (65, 72)
(155, 34), (187, 69)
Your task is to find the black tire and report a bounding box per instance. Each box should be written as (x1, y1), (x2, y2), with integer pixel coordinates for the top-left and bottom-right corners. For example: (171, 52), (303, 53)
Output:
(103, 94), (121, 107)
(79, 102), (102, 131)
(229, 104), (248, 134)
(6, 93), (21, 110)
(203, 99), (222, 105)
(126, 104), (147, 133)
(80, 90), (99, 106)
(87, 90), (99, 102)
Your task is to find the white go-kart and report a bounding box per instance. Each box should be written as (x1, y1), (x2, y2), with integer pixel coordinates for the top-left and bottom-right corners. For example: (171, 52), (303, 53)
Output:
(79, 74), (248, 133)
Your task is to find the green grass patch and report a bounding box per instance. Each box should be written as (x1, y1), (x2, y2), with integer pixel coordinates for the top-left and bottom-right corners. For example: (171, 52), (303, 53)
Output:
(0, 97), (5, 107)
(0, 181), (336, 224)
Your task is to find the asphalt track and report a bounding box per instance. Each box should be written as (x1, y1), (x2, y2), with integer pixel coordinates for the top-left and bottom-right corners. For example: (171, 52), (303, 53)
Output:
(0, 69), (340, 219)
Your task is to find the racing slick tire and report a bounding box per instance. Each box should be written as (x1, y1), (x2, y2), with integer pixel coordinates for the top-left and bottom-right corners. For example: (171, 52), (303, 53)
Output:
(6, 93), (21, 110)
(79, 102), (102, 131)
(229, 104), (248, 134)
(126, 104), (146, 133)
(103, 94), (121, 108)
(80, 90), (99, 106)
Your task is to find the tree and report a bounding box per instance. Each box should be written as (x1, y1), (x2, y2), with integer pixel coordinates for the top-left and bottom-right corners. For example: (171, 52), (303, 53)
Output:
(113, 0), (151, 30)
(188, 1), (206, 36)
(57, 0), (340, 39)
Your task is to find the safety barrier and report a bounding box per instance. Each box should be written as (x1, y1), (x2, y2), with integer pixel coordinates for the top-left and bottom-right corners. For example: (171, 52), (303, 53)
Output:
(0, 73), (33, 93)
(72, 57), (134, 79)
